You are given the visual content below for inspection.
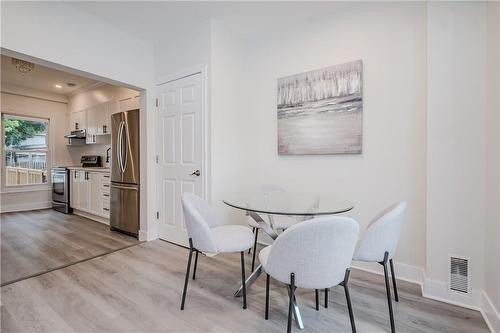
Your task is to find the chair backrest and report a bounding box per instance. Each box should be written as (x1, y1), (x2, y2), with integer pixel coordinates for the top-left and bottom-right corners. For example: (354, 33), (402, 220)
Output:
(181, 193), (221, 253)
(265, 216), (359, 289)
(354, 202), (407, 262)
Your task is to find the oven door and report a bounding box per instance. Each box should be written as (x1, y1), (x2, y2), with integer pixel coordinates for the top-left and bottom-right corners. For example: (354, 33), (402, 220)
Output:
(52, 170), (67, 203)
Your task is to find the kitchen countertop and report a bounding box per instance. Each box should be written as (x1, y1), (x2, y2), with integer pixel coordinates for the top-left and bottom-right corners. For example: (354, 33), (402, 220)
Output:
(67, 166), (111, 173)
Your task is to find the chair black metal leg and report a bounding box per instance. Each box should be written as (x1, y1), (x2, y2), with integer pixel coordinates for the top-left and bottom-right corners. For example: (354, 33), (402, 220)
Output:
(287, 273), (295, 333)
(265, 273), (270, 320)
(240, 251), (247, 309)
(192, 250), (199, 280)
(382, 252), (396, 333)
(389, 259), (399, 302)
(343, 269), (357, 333)
(251, 228), (259, 272)
(315, 289), (319, 311)
(180, 239), (194, 310)
(324, 288), (329, 308)
(248, 228), (255, 254)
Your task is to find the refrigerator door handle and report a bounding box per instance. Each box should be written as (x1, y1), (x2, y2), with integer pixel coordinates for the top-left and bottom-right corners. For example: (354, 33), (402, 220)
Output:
(121, 121), (128, 173)
(117, 121), (125, 173)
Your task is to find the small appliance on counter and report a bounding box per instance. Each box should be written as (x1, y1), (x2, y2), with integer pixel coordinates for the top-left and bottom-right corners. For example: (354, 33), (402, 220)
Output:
(52, 166), (72, 214)
(81, 155), (102, 167)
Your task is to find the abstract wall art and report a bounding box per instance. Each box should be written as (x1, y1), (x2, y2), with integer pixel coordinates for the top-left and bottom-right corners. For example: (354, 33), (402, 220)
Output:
(277, 60), (363, 155)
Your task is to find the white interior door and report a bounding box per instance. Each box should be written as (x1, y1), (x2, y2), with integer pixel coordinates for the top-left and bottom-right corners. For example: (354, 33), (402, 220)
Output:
(157, 73), (204, 246)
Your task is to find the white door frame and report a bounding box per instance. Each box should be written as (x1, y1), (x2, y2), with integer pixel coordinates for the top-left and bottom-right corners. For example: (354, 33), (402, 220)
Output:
(155, 65), (211, 237)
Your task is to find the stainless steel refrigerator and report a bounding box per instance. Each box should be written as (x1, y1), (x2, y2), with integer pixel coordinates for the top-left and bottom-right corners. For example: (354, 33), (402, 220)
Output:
(110, 109), (140, 236)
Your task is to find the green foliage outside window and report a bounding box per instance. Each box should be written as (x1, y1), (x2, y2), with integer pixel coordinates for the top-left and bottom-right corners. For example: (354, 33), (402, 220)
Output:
(3, 119), (46, 147)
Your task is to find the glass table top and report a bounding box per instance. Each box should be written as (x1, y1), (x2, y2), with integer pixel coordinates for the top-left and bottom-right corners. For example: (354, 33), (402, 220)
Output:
(223, 190), (354, 216)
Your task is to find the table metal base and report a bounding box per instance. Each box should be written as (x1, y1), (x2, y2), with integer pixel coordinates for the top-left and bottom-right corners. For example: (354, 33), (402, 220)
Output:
(234, 264), (263, 297)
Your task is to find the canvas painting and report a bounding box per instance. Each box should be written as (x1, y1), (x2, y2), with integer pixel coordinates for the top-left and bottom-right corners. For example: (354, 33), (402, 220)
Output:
(277, 60), (363, 155)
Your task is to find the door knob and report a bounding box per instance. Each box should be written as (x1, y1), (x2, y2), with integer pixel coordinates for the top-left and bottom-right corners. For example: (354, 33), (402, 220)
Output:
(190, 170), (201, 177)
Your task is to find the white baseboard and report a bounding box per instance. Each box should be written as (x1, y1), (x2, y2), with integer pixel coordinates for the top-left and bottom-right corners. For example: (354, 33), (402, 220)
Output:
(139, 230), (150, 241)
(423, 277), (483, 310)
(351, 261), (425, 288)
(482, 292), (500, 333)
(0, 201), (51, 213)
(73, 210), (109, 225)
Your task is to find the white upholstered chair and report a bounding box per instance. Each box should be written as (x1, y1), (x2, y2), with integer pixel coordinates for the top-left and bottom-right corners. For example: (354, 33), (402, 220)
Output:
(259, 216), (359, 333)
(180, 193), (254, 310)
(247, 185), (298, 272)
(352, 202), (407, 333)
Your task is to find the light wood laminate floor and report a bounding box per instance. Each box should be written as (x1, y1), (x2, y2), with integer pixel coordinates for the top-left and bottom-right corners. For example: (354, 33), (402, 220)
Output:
(1, 209), (138, 285)
(0, 240), (489, 333)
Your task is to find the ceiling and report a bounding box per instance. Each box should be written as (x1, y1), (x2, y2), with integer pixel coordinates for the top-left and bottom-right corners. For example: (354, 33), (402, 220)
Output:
(1, 55), (99, 96)
(70, 2), (354, 45)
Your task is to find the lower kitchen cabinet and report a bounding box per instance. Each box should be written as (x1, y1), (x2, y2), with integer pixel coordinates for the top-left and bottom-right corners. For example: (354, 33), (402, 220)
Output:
(89, 172), (102, 216)
(70, 169), (110, 222)
(78, 171), (90, 212)
(70, 170), (80, 209)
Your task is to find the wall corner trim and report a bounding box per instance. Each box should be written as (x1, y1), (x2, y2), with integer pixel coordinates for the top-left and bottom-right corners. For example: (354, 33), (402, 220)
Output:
(481, 292), (500, 333)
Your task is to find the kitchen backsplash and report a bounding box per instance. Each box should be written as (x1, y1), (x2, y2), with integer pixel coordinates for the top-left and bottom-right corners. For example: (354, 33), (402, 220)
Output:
(68, 141), (112, 167)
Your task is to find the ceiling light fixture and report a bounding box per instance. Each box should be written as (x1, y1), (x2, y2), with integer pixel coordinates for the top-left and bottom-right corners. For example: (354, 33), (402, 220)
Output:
(11, 58), (35, 74)
(55, 84), (63, 89)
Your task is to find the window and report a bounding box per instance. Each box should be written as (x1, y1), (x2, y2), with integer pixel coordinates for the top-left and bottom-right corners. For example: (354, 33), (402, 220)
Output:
(2, 114), (49, 186)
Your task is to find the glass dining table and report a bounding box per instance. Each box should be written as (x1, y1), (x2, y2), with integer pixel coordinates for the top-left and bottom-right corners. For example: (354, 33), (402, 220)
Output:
(223, 190), (354, 330)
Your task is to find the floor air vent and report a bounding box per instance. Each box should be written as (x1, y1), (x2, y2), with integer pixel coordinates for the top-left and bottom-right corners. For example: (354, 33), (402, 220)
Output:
(449, 256), (470, 294)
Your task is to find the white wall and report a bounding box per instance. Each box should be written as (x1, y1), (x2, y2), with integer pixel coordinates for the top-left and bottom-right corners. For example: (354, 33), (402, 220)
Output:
(210, 3), (427, 272)
(67, 84), (139, 166)
(485, 2), (500, 331)
(426, 1), (487, 306)
(0, 88), (70, 212)
(209, 21), (252, 221)
(154, 20), (211, 82)
(1, 1), (156, 240)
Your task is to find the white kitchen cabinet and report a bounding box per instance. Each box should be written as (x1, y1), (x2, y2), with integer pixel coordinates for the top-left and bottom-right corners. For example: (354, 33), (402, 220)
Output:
(78, 171), (90, 212)
(69, 169), (111, 222)
(88, 172), (101, 216)
(68, 100), (116, 136)
(119, 95), (140, 112)
(70, 170), (80, 209)
(68, 112), (77, 132)
(102, 101), (114, 134)
(75, 110), (87, 131)
(86, 106), (98, 134)
(85, 103), (113, 143)
(100, 173), (111, 217)
(68, 109), (87, 132)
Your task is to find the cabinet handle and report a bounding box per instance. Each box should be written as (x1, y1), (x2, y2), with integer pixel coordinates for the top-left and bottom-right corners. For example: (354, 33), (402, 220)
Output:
(103, 208), (110, 211)
(103, 193), (110, 197)
(103, 184), (110, 188)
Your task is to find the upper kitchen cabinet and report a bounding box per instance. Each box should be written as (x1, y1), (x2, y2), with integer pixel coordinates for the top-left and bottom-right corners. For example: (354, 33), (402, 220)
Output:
(86, 106), (98, 134)
(68, 109), (87, 132)
(86, 102), (114, 144)
(103, 101), (118, 132)
(87, 101), (114, 135)
(119, 95), (140, 112)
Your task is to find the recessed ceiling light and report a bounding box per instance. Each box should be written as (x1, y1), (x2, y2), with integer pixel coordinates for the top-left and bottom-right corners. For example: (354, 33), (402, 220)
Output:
(55, 84), (62, 89)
